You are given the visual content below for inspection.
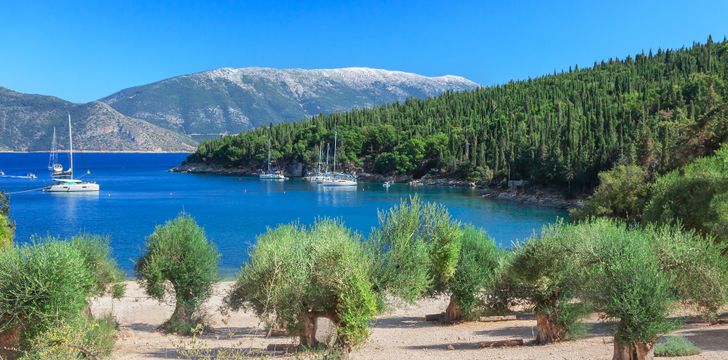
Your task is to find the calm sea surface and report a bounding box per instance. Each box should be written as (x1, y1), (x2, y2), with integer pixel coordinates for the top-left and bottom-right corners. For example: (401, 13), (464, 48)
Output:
(0, 153), (565, 275)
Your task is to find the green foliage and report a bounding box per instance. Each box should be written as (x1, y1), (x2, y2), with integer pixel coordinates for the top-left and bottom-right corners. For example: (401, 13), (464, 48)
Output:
(644, 144), (728, 245)
(366, 196), (463, 304)
(135, 213), (219, 335)
(585, 231), (677, 346)
(507, 220), (618, 340)
(224, 219), (377, 348)
(366, 197), (430, 303)
(448, 226), (501, 318)
(571, 165), (651, 223)
(654, 336), (701, 357)
(20, 315), (118, 360)
(0, 192), (14, 248)
(70, 234), (126, 298)
(0, 240), (93, 344)
(645, 225), (728, 321)
(188, 38), (728, 192)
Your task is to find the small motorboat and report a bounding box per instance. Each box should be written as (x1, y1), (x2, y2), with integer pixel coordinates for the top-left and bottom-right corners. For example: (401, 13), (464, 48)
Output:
(383, 181), (392, 189)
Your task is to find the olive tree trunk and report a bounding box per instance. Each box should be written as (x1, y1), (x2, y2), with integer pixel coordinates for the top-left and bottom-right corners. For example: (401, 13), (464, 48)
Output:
(299, 310), (339, 348)
(445, 297), (464, 322)
(612, 339), (655, 360)
(534, 307), (566, 344)
(0, 323), (22, 360)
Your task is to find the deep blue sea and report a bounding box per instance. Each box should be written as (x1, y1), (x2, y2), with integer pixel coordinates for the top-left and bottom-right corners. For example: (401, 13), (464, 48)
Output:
(0, 153), (565, 275)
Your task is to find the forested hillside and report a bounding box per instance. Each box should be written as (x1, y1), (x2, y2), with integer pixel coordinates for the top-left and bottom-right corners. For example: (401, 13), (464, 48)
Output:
(187, 37), (728, 192)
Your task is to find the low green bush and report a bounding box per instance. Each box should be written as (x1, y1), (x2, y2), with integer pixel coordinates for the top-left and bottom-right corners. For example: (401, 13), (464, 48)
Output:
(20, 315), (118, 360)
(0, 240), (93, 345)
(225, 219), (377, 349)
(136, 213), (219, 335)
(654, 336), (701, 357)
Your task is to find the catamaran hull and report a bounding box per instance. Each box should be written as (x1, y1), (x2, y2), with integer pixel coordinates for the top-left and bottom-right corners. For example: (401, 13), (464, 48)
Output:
(44, 183), (100, 192)
(320, 180), (358, 187)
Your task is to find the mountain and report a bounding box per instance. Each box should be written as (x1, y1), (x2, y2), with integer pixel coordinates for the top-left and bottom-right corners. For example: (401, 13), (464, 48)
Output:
(186, 38), (728, 191)
(101, 67), (478, 137)
(0, 67), (477, 151)
(0, 87), (197, 151)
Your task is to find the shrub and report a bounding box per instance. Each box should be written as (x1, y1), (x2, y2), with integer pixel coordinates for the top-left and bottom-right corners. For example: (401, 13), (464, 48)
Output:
(0, 241), (93, 349)
(20, 315), (118, 360)
(653, 336), (701, 357)
(0, 192), (14, 248)
(570, 165), (651, 223)
(643, 145), (728, 245)
(225, 219), (377, 349)
(70, 234), (126, 299)
(135, 213), (219, 335)
(447, 226), (502, 320)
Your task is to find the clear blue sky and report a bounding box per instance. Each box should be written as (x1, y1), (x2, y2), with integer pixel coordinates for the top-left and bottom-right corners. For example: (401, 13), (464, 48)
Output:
(1, 0), (727, 103)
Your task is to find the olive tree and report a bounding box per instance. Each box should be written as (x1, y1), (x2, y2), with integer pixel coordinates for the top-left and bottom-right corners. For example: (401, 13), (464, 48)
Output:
(446, 226), (502, 320)
(585, 230), (675, 360)
(224, 219), (377, 349)
(71, 234), (126, 300)
(136, 214), (219, 335)
(506, 220), (618, 343)
(366, 196), (468, 319)
(582, 223), (726, 360)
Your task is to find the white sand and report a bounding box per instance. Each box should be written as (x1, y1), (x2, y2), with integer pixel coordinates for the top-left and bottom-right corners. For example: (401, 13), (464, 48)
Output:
(91, 281), (728, 359)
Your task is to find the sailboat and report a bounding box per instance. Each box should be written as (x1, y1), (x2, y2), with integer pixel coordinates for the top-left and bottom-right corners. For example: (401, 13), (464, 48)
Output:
(48, 127), (71, 177)
(320, 132), (357, 187)
(259, 138), (286, 180)
(309, 143), (328, 183)
(44, 115), (100, 192)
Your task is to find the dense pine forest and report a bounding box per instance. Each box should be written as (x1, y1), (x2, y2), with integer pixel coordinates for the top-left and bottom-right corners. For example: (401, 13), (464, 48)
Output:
(187, 37), (728, 193)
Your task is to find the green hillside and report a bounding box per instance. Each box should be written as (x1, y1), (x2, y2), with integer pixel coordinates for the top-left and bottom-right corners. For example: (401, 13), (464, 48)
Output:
(188, 37), (728, 192)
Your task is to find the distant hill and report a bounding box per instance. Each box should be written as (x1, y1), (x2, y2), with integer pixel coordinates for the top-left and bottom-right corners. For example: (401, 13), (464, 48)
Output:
(101, 67), (478, 137)
(0, 87), (197, 151)
(0, 68), (477, 151)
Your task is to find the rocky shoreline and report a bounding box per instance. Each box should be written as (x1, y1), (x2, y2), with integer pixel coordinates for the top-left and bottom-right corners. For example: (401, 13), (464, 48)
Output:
(172, 163), (583, 210)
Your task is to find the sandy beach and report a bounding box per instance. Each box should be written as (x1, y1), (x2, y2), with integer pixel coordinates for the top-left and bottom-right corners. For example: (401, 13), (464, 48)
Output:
(90, 281), (728, 360)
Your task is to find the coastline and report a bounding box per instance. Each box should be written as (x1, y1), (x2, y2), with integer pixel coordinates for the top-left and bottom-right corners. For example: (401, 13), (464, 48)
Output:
(172, 162), (584, 210)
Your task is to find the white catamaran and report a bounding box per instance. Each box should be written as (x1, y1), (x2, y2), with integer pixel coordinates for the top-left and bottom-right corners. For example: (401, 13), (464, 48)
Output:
(259, 138), (286, 180)
(44, 115), (100, 193)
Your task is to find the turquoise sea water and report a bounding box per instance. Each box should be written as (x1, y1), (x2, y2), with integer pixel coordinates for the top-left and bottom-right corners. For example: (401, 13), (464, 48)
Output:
(0, 153), (565, 275)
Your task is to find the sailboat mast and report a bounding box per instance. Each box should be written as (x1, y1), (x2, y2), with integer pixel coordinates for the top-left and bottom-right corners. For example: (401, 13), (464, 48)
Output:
(267, 138), (272, 173)
(68, 114), (74, 179)
(49, 127), (57, 168)
(333, 132), (337, 173)
(325, 143), (330, 173)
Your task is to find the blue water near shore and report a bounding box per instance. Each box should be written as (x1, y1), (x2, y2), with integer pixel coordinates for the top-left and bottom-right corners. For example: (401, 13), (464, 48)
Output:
(0, 153), (565, 275)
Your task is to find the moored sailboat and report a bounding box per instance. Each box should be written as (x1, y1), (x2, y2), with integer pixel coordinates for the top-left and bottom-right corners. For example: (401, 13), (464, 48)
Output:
(44, 115), (100, 193)
(259, 138), (286, 180)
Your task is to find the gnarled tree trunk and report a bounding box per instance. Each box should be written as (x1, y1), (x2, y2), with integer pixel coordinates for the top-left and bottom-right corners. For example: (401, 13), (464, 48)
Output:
(534, 307), (566, 344)
(299, 310), (339, 348)
(612, 339), (655, 360)
(0, 322), (22, 360)
(445, 297), (464, 322)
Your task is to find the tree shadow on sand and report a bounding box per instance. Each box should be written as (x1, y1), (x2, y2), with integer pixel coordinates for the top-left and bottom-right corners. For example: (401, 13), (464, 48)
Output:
(146, 345), (296, 359)
(370, 315), (439, 329)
